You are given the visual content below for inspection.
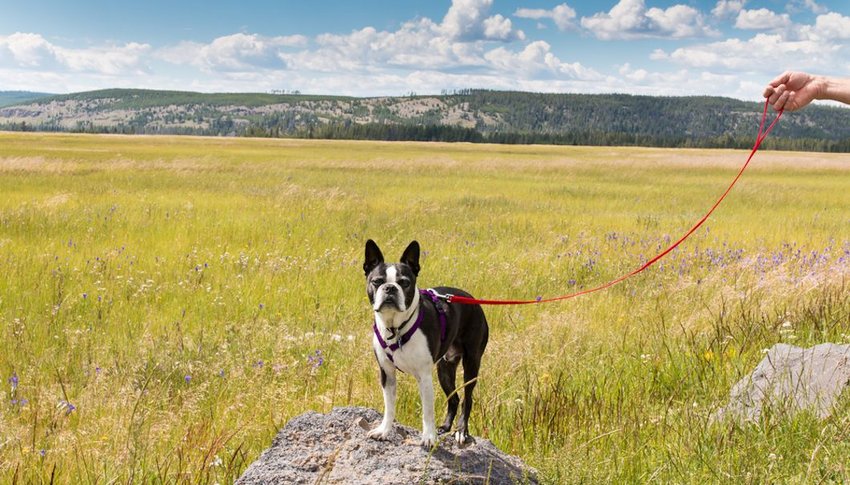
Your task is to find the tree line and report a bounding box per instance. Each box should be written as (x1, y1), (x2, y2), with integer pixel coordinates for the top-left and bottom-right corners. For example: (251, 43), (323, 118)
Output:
(4, 89), (850, 152)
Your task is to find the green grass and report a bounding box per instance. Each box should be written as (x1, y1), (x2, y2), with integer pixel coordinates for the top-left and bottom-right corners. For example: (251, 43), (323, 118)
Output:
(1, 132), (849, 483)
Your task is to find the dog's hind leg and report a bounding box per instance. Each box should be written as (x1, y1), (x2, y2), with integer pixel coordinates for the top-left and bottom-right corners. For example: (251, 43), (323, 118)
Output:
(454, 352), (481, 444)
(436, 356), (461, 434)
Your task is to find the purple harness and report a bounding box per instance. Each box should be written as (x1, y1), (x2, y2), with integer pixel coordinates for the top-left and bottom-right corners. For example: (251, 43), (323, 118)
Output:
(373, 289), (448, 367)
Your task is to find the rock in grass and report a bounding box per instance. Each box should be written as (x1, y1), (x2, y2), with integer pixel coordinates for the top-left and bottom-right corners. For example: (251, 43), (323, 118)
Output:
(716, 343), (850, 423)
(236, 406), (537, 484)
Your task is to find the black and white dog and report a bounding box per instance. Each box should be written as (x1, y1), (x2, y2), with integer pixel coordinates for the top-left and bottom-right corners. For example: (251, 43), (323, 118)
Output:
(363, 239), (489, 448)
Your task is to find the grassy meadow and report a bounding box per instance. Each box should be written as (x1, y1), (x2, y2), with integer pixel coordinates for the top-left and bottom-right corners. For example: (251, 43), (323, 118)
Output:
(1, 131), (849, 483)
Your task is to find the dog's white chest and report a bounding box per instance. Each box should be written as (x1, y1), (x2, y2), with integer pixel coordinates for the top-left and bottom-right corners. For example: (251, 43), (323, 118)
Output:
(373, 330), (432, 375)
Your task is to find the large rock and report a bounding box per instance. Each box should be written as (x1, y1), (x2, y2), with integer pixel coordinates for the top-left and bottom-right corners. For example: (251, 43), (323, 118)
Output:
(716, 343), (850, 423)
(236, 406), (537, 484)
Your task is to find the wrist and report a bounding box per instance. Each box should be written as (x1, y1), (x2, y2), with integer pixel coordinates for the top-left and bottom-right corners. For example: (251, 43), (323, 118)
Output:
(816, 76), (850, 103)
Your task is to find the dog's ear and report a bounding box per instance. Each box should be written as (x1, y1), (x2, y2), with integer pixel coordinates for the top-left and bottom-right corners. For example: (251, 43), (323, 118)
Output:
(400, 240), (421, 276)
(364, 239), (385, 276)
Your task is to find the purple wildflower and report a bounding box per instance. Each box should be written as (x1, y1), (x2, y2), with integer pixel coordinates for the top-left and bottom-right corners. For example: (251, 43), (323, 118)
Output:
(9, 373), (18, 390)
(184, 375), (191, 384)
(59, 400), (76, 415)
(308, 350), (324, 368)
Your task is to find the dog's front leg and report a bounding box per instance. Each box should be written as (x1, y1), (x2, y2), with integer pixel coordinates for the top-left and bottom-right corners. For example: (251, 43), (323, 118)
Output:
(369, 365), (397, 440)
(414, 369), (437, 448)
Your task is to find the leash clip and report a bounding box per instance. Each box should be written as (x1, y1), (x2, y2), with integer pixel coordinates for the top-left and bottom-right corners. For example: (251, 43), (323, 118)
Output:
(426, 289), (454, 303)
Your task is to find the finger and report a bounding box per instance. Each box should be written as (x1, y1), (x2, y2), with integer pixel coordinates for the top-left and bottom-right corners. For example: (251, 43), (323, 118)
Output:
(763, 86), (775, 98)
(769, 71), (792, 88)
(773, 90), (790, 112)
(767, 84), (786, 105)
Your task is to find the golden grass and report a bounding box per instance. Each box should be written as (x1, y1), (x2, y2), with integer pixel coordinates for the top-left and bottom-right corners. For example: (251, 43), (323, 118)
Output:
(0, 132), (849, 483)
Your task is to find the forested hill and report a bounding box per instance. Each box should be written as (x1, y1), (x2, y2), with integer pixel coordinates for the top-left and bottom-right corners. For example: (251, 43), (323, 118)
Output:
(0, 91), (54, 108)
(2, 88), (850, 151)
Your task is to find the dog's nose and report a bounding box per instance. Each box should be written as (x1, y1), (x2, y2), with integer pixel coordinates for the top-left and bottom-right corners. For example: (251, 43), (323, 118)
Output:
(384, 285), (397, 293)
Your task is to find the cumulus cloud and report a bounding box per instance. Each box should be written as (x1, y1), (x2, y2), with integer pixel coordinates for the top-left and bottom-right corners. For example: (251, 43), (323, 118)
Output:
(735, 8), (792, 30)
(581, 0), (717, 40)
(799, 12), (850, 41)
(805, 0), (828, 14)
(440, 0), (524, 41)
(712, 0), (746, 18)
(790, 0), (828, 15)
(157, 33), (306, 72)
(484, 40), (602, 79)
(288, 21), (462, 72)
(0, 32), (55, 67)
(656, 33), (834, 71)
(0, 32), (150, 75)
(514, 3), (578, 31)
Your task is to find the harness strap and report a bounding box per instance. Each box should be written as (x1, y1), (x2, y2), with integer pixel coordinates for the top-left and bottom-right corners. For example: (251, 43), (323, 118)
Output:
(374, 288), (448, 367)
(421, 289), (448, 341)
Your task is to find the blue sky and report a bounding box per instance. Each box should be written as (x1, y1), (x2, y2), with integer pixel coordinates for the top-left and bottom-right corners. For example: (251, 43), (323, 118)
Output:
(1, 0), (848, 100)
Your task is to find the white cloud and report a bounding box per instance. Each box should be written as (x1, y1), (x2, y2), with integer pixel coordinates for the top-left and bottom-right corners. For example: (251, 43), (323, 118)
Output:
(61, 42), (150, 75)
(484, 40), (602, 79)
(581, 0), (717, 40)
(735, 8), (792, 30)
(805, 0), (828, 14)
(0, 32), (150, 75)
(790, 0), (828, 15)
(514, 4), (578, 31)
(615, 64), (751, 98)
(799, 12), (850, 41)
(288, 21), (463, 72)
(440, 0), (524, 41)
(712, 0), (746, 18)
(657, 33), (834, 71)
(157, 33), (306, 72)
(0, 32), (55, 67)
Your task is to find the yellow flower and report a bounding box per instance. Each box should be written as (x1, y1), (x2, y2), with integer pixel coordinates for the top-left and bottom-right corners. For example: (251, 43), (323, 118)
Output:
(703, 350), (714, 361)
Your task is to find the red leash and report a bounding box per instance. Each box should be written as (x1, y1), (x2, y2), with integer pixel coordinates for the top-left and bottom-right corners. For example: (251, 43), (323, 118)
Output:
(448, 100), (783, 306)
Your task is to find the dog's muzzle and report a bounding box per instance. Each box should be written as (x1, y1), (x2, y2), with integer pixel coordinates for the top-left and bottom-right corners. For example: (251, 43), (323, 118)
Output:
(375, 285), (404, 311)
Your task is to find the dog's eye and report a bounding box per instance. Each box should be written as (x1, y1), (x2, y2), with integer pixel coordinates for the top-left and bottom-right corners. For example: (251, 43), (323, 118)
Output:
(372, 279), (384, 287)
(399, 280), (410, 288)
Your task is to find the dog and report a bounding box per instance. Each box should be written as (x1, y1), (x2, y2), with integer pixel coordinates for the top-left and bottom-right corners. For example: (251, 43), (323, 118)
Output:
(363, 239), (489, 448)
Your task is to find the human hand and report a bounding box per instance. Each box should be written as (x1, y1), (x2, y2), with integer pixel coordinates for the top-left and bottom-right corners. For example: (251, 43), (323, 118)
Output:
(763, 71), (824, 112)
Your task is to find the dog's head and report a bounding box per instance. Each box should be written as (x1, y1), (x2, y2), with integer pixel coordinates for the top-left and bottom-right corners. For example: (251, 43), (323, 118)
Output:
(364, 240), (420, 319)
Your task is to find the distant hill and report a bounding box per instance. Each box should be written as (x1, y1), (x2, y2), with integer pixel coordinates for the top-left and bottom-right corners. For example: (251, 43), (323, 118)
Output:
(2, 88), (850, 151)
(0, 91), (53, 108)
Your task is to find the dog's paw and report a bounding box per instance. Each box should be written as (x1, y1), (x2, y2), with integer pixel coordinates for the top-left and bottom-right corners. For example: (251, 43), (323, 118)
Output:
(368, 425), (393, 441)
(420, 430), (437, 449)
(454, 429), (471, 445)
(437, 425), (451, 435)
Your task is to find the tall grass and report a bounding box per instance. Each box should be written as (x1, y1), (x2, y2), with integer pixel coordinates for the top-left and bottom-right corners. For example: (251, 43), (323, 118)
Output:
(0, 132), (849, 483)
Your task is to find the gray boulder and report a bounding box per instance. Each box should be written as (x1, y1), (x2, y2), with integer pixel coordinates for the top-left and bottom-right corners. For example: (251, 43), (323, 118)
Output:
(716, 343), (850, 423)
(237, 406), (537, 484)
